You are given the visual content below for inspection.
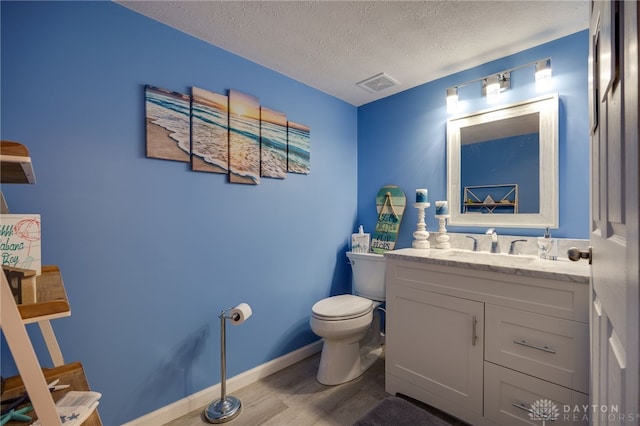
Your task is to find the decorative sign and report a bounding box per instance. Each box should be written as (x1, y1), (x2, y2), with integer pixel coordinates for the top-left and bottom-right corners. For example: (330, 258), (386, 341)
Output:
(371, 185), (406, 253)
(0, 214), (41, 274)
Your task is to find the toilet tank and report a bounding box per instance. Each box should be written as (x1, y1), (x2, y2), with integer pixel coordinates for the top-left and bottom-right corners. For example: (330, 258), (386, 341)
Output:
(346, 252), (386, 301)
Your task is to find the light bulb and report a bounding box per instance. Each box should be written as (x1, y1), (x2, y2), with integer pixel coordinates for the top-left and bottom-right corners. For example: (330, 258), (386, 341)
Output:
(485, 75), (501, 103)
(535, 59), (552, 92)
(446, 87), (458, 113)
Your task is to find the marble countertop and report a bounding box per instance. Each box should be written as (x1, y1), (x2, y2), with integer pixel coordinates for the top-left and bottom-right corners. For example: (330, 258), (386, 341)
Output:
(384, 248), (590, 283)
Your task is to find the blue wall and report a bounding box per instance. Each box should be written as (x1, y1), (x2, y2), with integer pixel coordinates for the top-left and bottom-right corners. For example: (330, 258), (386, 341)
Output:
(1, 2), (357, 424)
(1, 2), (590, 424)
(358, 31), (589, 242)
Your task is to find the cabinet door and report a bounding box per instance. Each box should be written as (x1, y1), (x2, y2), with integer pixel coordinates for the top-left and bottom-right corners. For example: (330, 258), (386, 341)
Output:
(386, 286), (484, 415)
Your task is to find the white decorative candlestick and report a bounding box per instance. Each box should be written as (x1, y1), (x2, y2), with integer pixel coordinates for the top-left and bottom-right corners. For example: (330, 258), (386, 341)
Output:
(435, 214), (451, 249)
(412, 202), (430, 249)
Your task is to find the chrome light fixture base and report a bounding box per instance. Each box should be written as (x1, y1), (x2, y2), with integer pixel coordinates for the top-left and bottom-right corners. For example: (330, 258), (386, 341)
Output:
(481, 71), (511, 96)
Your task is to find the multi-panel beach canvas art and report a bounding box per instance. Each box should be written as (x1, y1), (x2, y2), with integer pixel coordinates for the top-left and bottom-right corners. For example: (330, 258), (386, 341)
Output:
(145, 84), (310, 183)
(261, 107), (288, 179)
(191, 87), (229, 173)
(287, 122), (310, 174)
(145, 85), (191, 162)
(229, 89), (261, 185)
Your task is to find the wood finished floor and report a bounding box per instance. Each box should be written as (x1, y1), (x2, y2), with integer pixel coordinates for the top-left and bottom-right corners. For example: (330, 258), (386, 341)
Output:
(164, 352), (467, 426)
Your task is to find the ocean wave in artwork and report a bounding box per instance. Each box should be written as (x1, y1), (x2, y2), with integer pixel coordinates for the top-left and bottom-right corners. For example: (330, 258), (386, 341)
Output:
(192, 101), (229, 171)
(146, 87), (191, 155)
(229, 113), (260, 184)
(261, 116), (287, 179)
(287, 123), (310, 174)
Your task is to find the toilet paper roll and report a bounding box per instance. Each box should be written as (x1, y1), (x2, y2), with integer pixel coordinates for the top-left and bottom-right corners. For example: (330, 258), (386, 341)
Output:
(229, 303), (252, 325)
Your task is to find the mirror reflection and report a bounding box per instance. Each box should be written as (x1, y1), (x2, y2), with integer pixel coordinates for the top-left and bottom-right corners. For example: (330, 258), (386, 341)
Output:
(447, 94), (558, 228)
(460, 113), (540, 214)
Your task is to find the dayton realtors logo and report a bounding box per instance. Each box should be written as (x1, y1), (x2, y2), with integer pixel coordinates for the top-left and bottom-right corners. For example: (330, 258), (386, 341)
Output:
(529, 399), (560, 425)
(529, 399), (640, 423)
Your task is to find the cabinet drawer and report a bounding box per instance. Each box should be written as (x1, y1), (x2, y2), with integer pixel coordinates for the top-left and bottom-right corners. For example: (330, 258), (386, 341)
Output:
(485, 362), (588, 425)
(485, 304), (588, 393)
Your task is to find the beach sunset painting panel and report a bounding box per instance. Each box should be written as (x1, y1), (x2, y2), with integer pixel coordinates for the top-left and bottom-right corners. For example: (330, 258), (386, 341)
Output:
(287, 121), (310, 174)
(229, 89), (260, 184)
(191, 87), (229, 173)
(260, 107), (287, 179)
(145, 85), (191, 162)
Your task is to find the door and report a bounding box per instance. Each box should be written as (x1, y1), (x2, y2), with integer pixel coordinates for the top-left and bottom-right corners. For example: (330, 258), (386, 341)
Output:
(385, 285), (484, 416)
(588, 1), (639, 424)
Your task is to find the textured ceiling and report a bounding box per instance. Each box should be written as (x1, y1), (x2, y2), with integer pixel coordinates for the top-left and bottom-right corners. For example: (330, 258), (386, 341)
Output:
(117, 1), (589, 106)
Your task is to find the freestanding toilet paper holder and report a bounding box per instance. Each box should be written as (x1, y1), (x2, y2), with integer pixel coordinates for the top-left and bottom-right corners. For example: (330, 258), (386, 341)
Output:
(204, 305), (251, 424)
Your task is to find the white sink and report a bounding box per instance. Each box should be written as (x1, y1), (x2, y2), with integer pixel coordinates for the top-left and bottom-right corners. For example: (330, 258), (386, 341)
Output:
(438, 249), (538, 267)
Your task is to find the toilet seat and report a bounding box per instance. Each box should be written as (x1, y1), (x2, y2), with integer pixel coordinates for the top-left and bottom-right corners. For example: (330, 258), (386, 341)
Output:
(312, 294), (373, 321)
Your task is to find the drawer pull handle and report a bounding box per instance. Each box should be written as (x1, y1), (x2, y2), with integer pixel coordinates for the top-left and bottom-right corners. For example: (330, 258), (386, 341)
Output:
(513, 339), (557, 354)
(512, 402), (533, 414)
(472, 316), (478, 346)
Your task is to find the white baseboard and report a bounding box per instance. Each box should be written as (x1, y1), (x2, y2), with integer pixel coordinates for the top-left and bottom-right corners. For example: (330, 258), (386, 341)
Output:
(123, 340), (323, 426)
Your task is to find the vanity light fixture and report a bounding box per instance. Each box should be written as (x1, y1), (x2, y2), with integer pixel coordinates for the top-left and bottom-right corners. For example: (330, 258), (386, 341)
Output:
(446, 87), (459, 113)
(485, 75), (501, 103)
(483, 73), (511, 104)
(445, 58), (552, 111)
(535, 59), (553, 92)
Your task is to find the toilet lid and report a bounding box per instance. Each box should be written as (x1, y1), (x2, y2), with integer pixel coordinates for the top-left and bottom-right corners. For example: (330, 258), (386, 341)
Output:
(312, 294), (373, 320)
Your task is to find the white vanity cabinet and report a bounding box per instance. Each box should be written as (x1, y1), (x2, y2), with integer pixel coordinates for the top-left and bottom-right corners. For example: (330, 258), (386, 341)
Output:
(385, 249), (590, 426)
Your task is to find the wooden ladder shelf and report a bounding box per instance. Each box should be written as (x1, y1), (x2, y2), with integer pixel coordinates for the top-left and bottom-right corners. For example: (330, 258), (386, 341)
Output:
(1, 141), (101, 425)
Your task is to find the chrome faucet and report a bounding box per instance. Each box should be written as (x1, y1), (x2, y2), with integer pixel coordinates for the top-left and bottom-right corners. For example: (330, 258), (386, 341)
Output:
(486, 228), (499, 253)
(466, 235), (479, 252)
(509, 239), (528, 255)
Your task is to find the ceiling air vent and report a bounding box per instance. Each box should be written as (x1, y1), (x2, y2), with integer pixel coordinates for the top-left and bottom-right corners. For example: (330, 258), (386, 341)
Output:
(357, 73), (400, 93)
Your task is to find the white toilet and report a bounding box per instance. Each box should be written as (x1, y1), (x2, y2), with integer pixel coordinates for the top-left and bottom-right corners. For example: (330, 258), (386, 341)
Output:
(310, 251), (386, 385)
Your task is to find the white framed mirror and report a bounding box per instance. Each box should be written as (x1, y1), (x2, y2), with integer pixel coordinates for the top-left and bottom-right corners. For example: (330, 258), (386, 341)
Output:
(447, 93), (559, 228)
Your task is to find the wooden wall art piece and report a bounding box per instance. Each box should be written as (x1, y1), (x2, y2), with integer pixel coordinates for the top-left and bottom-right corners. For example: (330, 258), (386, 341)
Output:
(228, 89), (261, 185)
(260, 107), (288, 179)
(145, 85), (191, 162)
(287, 121), (311, 174)
(191, 87), (229, 174)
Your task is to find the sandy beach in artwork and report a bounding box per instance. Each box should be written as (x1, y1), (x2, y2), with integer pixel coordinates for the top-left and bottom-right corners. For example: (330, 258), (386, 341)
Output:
(229, 171), (257, 184)
(149, 118), (246, 179)
(146, 119), (190, 162)
(192, 155), (227, 174)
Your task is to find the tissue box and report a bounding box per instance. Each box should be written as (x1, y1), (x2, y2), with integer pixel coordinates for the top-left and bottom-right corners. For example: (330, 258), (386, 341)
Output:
(351, 233), (370, 253)
(0, 214), (41, 274)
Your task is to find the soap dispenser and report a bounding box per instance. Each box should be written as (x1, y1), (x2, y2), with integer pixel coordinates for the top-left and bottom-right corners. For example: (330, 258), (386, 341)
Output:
(537, 227), (558, 260)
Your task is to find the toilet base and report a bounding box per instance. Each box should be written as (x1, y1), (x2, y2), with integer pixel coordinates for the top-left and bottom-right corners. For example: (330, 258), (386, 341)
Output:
(316, 338), (384, 385)
(360, 345), (384, 373)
